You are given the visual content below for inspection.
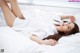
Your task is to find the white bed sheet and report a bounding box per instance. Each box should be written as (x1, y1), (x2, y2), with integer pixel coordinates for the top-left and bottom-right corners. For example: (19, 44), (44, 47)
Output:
(0, 27), (42, 53)
(0, 27), (80, 53)
(0, 5), (80, 53)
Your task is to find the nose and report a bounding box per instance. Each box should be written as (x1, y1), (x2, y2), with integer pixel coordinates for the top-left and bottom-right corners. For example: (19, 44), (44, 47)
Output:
(63, 23), (69, 26)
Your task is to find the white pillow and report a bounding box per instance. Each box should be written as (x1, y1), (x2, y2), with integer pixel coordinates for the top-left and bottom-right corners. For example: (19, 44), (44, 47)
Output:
(74, 13), (80, 31)
(58, 33), (80, 44)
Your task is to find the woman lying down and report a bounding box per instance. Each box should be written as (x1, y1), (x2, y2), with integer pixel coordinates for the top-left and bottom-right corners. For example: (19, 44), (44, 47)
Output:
(0, 0), (79, 46)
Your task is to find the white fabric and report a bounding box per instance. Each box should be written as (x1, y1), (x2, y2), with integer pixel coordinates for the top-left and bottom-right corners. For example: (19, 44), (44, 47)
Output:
(74, 13), (80, 31)
(13, 15), (59, 39)
(13, 18), (30, 28)
(13, 17), (58, 39)
(58, 33), (80, 44)
(0, 27), (41, 53)
(52, 16), (63, 25)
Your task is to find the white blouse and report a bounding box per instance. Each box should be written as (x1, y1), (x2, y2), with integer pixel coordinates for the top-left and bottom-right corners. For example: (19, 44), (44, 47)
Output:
(12, 16), (62, 39)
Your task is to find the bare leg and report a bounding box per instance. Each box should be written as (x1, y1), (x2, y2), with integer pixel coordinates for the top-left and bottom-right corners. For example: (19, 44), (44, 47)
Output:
(0, 0), (16, 27)
(8, 0), (25, 19)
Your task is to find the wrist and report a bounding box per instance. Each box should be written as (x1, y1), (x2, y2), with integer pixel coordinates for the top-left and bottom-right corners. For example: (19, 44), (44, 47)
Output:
(40, 40), (45, 44)
(42, 40), (49, 45)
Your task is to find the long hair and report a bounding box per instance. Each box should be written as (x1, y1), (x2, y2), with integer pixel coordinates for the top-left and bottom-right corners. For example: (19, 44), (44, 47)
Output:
(43, 23), (79, 41)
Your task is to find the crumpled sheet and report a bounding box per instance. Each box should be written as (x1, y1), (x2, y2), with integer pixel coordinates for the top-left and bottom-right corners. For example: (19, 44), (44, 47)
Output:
(0, 27), (80, 53)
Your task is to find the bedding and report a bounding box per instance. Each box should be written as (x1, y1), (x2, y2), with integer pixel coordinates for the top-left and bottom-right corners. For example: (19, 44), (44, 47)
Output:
(0, 27), (41, 53)
(0, 4), (80, 53)
(12, 11), (60, 39)
(74, 13), (80, 31)
(0, 27), (80, 53)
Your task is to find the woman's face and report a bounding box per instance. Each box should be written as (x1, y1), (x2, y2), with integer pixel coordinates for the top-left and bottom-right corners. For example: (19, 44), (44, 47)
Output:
(61, 22), (75, 33)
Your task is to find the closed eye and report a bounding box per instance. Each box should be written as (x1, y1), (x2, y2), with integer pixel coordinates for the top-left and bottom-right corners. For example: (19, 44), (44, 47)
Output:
(63, 21), (68, 23)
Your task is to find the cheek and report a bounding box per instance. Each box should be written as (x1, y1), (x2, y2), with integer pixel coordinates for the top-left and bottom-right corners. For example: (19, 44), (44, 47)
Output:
(62, 26), (68, 31)
(70, 24), (74, 30)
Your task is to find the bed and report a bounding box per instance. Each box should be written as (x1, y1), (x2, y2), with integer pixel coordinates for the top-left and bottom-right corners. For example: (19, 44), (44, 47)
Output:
(0, 26), (80, 53)
(0, 3), (80, 53)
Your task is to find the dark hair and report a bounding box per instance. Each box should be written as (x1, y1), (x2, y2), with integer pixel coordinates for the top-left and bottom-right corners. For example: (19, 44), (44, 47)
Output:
(43, 23), (79, 41)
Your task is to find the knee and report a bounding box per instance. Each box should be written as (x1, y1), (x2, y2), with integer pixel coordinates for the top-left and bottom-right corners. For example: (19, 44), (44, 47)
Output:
(8, 0), (17, 3)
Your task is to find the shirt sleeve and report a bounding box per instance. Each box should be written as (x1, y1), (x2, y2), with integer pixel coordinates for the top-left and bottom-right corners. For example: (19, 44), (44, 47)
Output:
(52, 16), (63, 25)
(29, 29), (47, 39)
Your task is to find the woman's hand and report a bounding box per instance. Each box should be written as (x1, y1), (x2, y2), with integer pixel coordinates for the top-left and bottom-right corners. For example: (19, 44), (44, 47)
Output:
(43, 39), (57, 46)
(69, 16), (75, 23)
(60, 16), (75, 23)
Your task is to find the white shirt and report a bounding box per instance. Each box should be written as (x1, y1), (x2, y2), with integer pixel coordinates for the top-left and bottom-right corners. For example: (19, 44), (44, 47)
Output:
(12, 15), (62, 39)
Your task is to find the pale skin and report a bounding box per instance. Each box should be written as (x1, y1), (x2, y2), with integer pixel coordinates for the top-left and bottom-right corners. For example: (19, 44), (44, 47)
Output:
(0, 0), (24, 27)
(0, 0), (75, 46)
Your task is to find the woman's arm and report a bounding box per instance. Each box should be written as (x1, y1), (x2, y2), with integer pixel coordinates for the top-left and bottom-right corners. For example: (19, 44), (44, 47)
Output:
(30, 34), (44, 44)
(60, 15), (75, 23)
(30, 34), (57, 46)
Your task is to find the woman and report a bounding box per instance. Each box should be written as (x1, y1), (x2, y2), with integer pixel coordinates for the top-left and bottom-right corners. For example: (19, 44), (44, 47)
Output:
(0, 0), (79, 46)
